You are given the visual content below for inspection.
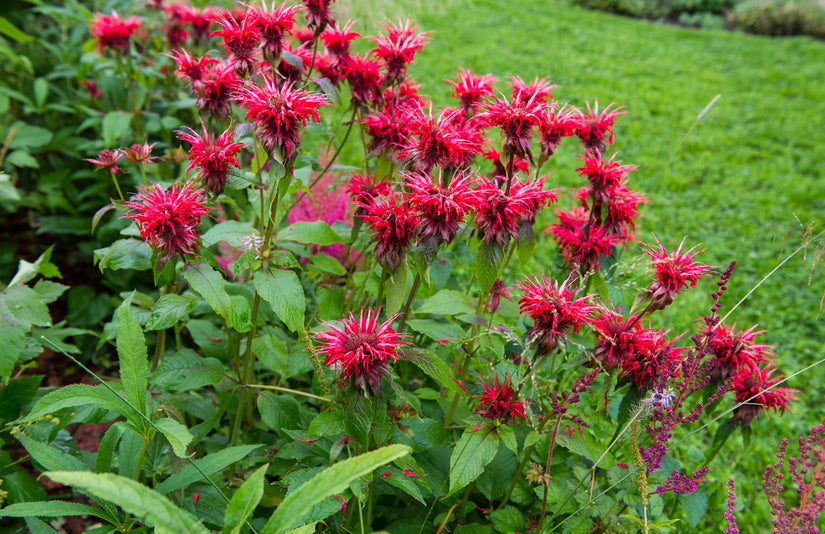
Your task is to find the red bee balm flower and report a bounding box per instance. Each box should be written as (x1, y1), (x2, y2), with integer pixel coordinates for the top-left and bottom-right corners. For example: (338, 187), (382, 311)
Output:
(313, 309), (409, 395)
(302, 0), (335, 30)
(404, 169), (479, 244)
(211, 9), (261, 77)
(478, 91), (549, 160)
(235, 78), (329, 160)
(248, 0), (300, 61)
(518, 275), (596, 354)
(176, 122), (247, 195)
(321, 20), (360, 60)
(370, 19), (431, 84)
(576, 101), (625, 153)
(90, 11), (141, 54)
(447, 68), (496, 115)
(703, 322), (774, 379)
(124, 183), (211, 261)
(642, 237), (714, 310)
(733, 364), (799, 426)
(361, 192), (419, 270)
(619, 329), (686, 391)
(474, 375), (526, 423)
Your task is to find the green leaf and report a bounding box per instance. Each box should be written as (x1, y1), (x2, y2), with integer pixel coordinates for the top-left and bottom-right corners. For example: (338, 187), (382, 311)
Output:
(9, 245), (60, 285)
(386, 261), (407, 316)
(0, 375), (42, 418)
(0, 16), (33, 43)
(306, 410), (346, 437)
(154, 418), (193, 458)
(18, 434), (87, 472)
(0, 501), (104, 519)
(682, 487), (708, 528)
(277, 220), (349, 246)
(261, 444), (411, 534)
(258, 393), (301, 434)
(2, 285), (51, 327)
(155, 445), (263, 494)
(406, 319), (465, 343)
(18, 383), (139, 425)
(5, 150), (38, 168)
(475, 240), (503, 294)
(96, 422), (127, 473)
(93, 239), (152, 272)
(46, 471), (209, 534)
(223, 464), (267, 534)
(145, 294), (198, 331)
(3, 121), (52, 150)
(399, 349), (463, 395)
(183, 262), (231, 321)
(380, 466), (426, 504)
(497, 425), (518, 457)
(0, 323), (26, 377)
(448, 427), (499, 497)
(116, 293), (148, 417)
(91, 203), (116, 235)
(254, 269), (305, 333)
(347, 395), (376, 449)
(310, 253), (346, 275)
(33, 78), (48, 108)
(150, 349), (224, 392)
(201, 221), (257, 248)
(0, 172), (21, 211)
(228, 294), (253, 333)
(102, 111), (133, 147)
(416, 289), (476, 316)
(32, 280), (69, 304)
(517, 223), (536, 267)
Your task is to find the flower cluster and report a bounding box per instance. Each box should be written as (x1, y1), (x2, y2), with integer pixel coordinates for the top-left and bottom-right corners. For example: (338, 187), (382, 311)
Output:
(89, 11), (141, 54)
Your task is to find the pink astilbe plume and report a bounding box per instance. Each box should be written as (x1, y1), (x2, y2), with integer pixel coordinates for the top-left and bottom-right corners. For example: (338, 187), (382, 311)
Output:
(642, 237), (714, 310)
(403, 168), (479, 244)
(478, 91), (548, 161)
(447, 68), (496, 116)
(370, 19), (431, 84)
(313, 308), (408, 395)
(235, 78), (329, 160)
(474, 375), (526, 424)
(176, 122), (247, 195)
(361, 192), (419, 270)
(247, 0), (301, 61)
(518, 274), (596, 354)
(576, 100), (625, 153)
(211, 9), (261, 77)
(124, 182), (212, 262)
(733, 363), (799, 426)
(90, 11), (141, 54)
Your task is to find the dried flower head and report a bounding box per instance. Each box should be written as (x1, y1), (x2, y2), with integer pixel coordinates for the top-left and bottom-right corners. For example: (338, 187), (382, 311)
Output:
(120, 141), (162, 164)
(85, 149), (125, 175)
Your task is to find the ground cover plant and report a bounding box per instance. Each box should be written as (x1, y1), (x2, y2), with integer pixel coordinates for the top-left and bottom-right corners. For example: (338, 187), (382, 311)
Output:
(0, 0), (824, 532)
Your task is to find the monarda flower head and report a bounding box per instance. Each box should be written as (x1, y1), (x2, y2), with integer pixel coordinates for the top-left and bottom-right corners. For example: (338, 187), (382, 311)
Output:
(733, 363), (798, 426)
(601, 180), (647, 239)
(124, 182), (211, 262)
(198, 61), (241, 120)
(346, 170), (392, 214)
(576, 100), (625, 154)
(364, 107), (410, 160)
(403, 168), (479, 244)
(361, 192), (419, 271)
(477, 91), (549, 161)
(703, 322), (774, 380)
(302, 0), (335, 31)
(169, 49), (219, 95)
(176, 122), (247, 195)
(548, 213), (621, 273)
(182, 5), (214, 42)
(247, 0), (300, 61)
(509, 75), (557, 106)
(447, 68), (496, 116)
(341, 53), (383, 107)
(474, 375), (526, 424)
(90, 11), (141, 54)
(473, 176), (533, 247)
(313, 308), (409, 395)
(403, 104), (479, 172)
(539, 104), (580, 160)
(321, 20), (360, 61)
(211, 8), (261, 77)
(576, 151), (638, 204)
(120, 141), (162, 164)
(370, 19), (431, 85)
(642, 237), (714, 310)
(235, 78), (329, 161)
(518, 274), (596, 354)
(85, 149), (125, 175)
(619, 329), (686, 391)
(591, 304), (648, 370)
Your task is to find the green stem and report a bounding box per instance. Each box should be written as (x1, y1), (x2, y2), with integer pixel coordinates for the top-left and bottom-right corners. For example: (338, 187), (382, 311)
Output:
(133, 434), (153, 482)
(443, 292), (486, 426)
(151, 329), (165, 373)
(110, 171), (124, 201)
(397, 273), (421, 332)
(138, 162), (148, 186)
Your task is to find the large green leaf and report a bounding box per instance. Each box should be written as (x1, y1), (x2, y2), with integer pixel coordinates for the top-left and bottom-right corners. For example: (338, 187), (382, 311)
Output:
(17, 383), (139, 425)
(399, 349), (463, 395)
(448, 426), (499, 497)
(276, 220), (349, 246)
(0, 501), (104, 519)
(201, 220), (257, 248)
(0, 16), (33, 43)
(150, 349), (224, 392)
(145, 294), (198, 331)
(254, 269), (305, 333)
(416, 289), (476, 316)
(155, 445), (263, 494)
(223, 464), (267, 534)
(154, 418), (193, 458)
(18, 434), (87, 473)
(386, 261), (408, 316)
(183, 263), (231, 320)
(93, 239), (152, 272)
(46, 471), (208, 534)
(475, 240), (504, 294)
(9, 245), (60, 286)
(261, 444), (411, 534)
(102, 111), (133, 147)
(2, 285), (50, 327)
(116, 293), (148, 416)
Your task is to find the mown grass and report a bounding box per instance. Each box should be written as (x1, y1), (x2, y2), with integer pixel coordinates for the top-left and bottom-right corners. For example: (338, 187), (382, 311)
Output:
(347, 0), (825, 529)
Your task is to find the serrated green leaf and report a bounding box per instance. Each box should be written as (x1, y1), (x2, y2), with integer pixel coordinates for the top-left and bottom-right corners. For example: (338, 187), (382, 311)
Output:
(201, 220), (257, 248)
(307, 410), (346, 437)
(416, 289), (476, 316)
(145, 294), (198, 331)
(228, 294), (253, 332)
(0, 501), (104, 519)
(380, 466), (426, 504)
(93, 239), (152, 272)
(406, 319), (465, 343)
(497, 425), (518, 457)
(258, 393), (301, 434)
(310, 253), (346, 275)
(223, 464), (268, 534)
(254, 269), (305, 333)
(46, 472), (208, 534)
(17, 434), (87, 473)
(2, 285), (51, 327)
(32, 280), (69, 304)
(18, 383), (139, 425)
(448, 427), (499, 497)
(183, 262), (231, 320)
(5, 150), (38, 168)
(150, 349), (224, 392)
(154, 418), (192, 458)
(399, 349), (463, 395)
(116, 293), (148, 417)
(682, 486), (708, 528)
(277, 220), (349, 246)
(96, 422), (127, 473)
(261, 444), (411, 534)
(155, 445), (262, 494)
(476, 240), (503, 294)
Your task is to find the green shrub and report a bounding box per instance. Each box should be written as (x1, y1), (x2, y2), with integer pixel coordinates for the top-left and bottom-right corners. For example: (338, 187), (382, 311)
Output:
(728, 0), (825, 37)
(571, 0), (736, 19)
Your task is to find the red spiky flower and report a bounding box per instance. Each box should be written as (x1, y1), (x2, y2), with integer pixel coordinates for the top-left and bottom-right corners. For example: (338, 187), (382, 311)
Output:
(346, 171), (391, 216)
(197, 61), (241, 120)
(474, 375), (526, 423)
(642, 237), (714, 310)
(361, 192), (419, 270)
(169, 49), (219, 95)
(548, 213), (621, 272)
(509, 75), (557, 105)
(235, 78), (329, 160)
(313, 308), (409, 395)
(247, 0), (300, 61)
(619, 329), (686, 391)
(90, 11), (141, 54)
(477, 91), (549, 160)
(124, 182), (212, 262)
(302, 0), (335, 30)
(518, 274), (596, 354)
(733, 364), (798, 426)
(120, 141), (162, 164)
(591, 304), (649, 370)
(576, 151), (638, 203)
(473, 176), (536, 247)
(182, 5), (214, 42)
(403, 169), (479, 244)
(539, 104), (580, 160)
(211, 9), (261, 77)
(703, 322), (774, 380)
(370, 19), (430, 84)
(403, 104), (479, 172)
(176, 122), (247, 195)
(321, 20), (360, 60)
(364, 107), (410, 160)
(341, 53), (383, 106)
(447, 68), (496, 116)
(576, 101), (625, 153)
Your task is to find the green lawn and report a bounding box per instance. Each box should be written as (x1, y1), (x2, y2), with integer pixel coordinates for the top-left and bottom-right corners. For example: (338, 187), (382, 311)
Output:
(352, 0), (825, 529)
